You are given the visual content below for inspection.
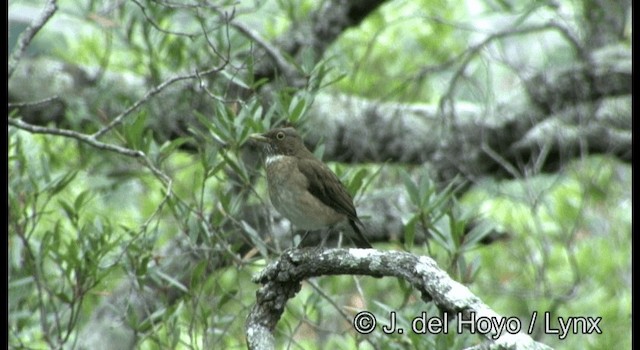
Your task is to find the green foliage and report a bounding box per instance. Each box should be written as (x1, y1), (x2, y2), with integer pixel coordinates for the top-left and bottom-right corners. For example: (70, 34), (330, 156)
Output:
(400, 171), (490, 281)
(329, 0), (466, 102)
(9, 0), (630, 349)
(461, 156), (631, 349)
(9, 130), (125, 349)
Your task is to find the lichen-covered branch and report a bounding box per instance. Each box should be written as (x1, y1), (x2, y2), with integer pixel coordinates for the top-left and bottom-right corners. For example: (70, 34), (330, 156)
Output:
(245, 249), (553, 350)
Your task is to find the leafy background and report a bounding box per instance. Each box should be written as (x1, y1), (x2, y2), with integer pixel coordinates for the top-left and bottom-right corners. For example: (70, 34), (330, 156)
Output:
(9, 0), (631, 349)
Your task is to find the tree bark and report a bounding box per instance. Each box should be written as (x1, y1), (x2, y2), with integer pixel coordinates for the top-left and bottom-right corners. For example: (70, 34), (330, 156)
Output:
(246, 249), (553, 350)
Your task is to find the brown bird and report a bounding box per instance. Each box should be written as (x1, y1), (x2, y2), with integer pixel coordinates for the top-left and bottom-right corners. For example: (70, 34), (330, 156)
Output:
(249, 127), (373, 248)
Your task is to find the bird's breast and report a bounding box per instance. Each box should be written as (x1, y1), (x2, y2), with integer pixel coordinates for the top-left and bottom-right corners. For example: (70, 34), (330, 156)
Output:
(265, 156), (345, 230)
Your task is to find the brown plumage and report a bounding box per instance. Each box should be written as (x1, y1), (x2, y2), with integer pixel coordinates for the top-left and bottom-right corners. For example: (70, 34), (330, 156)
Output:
(249, 127), (372, 248)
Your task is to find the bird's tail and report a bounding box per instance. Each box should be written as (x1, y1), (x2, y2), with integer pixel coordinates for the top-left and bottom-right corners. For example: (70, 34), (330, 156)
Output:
(348, 219), (373, 249)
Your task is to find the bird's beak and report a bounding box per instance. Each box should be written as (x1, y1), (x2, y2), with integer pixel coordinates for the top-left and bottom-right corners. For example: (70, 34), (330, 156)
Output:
(248, 132), (269, 143)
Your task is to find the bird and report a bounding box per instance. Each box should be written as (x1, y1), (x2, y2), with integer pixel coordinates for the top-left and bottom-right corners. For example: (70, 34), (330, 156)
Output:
(249, 127), (373, 249)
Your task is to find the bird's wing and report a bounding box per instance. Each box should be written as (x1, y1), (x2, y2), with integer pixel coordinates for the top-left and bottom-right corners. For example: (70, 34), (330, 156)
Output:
(297, 158), (358, 220)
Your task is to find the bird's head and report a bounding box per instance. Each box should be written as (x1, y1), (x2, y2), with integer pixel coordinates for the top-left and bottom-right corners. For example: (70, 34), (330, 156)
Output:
(249, 127), (309, 158)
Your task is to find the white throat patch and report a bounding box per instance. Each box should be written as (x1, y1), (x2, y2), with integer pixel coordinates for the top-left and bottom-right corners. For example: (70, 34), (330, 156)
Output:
(265, 154), (286, 166)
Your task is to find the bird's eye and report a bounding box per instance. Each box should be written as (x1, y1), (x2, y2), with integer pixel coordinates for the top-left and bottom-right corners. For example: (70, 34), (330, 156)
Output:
(276, 132), (285, 140)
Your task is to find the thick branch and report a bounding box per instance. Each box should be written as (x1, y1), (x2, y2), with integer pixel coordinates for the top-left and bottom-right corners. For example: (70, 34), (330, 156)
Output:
(304, 44), (630, 182)
(246, 249), (552, 350)
(247, 0), (388, 86)
(580, 0), (630, 50)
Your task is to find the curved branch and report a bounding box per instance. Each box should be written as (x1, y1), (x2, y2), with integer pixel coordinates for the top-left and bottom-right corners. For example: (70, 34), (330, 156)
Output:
(91, 65), (225, 139)
(8, 118), (171, 186)
(8, 0), (58, 78)
(438, 20), (587, 119)
(9, 118), (143, 158)
(131, 0), (200, 38)
(246, 249), (552, 350)
(227, 18), (299, 83)
(241, 0), (388, 88)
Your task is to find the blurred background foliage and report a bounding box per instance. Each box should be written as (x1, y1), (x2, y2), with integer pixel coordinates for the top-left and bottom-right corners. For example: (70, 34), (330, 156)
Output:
(9, 0), (630, 349)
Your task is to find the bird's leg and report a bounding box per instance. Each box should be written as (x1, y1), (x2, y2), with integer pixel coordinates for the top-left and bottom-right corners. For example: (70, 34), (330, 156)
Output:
(305, 229), (328, 254)
(297, 230), (312, 248)
(336, 228), (344, 248)
(319, 228), (331, 248)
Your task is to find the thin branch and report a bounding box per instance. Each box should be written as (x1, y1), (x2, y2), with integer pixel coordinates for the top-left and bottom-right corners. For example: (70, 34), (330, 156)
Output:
(307, 280), (351, 322)
(226, 18), (299, 80)
(131, 0), (200, 38)
(9, 118), (143, 157)
(8, 96), (61, 108)
(153, 0), (232, 11)
(8, 118), (170, 185)
(91, 65), (225, 139)
(480, 141), (522, 179)
(438, 21), (587, 119)
(8, 0), (58, 78)
(197, 7), (235, 71)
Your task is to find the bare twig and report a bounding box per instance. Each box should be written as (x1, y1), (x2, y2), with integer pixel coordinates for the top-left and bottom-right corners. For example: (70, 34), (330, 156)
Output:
(131, 0), (200, 38)
(438, 21), (587, 119)
(8, 96), (61, 108)
(8, 118), (170, 185)
(226, 18), (299, 80)
(198, 8), (233, 66)
(9, 118), (143, 157)
(91, 65), (224, 139)
(480, 141), (522, 179)
(8, 0), (58, 78)
(153, 0), (231, 10)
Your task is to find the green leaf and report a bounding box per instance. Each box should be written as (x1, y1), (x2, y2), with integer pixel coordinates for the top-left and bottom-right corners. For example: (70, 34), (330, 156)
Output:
(423, 176), (460, 216)
(221, 70), (250, 90)
(58, 199), (78, 226)
(46, 171), (78, 196)
(359, 163), (385, 197)
(251, 77), (270, 90)
(154, 270), (189, 293)
(403, 215), (418, 250)
(74, 190), (92, 212)
(345, 168), (369, 196)
(461, 220), (495, 250)
(64, 238), (81, 268)
(125, 112), (148, 151)
(288, 94), (308, 122)
(312, 142), (325, 160)
(220, 152), (249, 185)
(218, 289), (239, 307)
(55, 290), (72, 304)
(430, 215), (454, 252)
(401, 171), (420, 206)
(42, 223), (62, 256)
(193, 110), (215, 132)
(241, 220), (268, 258)
(136, 255), (150, 277)
(190, 260), (208, 287)
(157, 137), (192, 163)
(418, 175), (436, 208)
